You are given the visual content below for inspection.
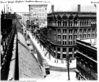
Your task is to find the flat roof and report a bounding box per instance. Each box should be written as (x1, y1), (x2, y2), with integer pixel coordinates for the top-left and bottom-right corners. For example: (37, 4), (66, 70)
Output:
(81, 38), (97, 48)
(77, 38), (97, 51)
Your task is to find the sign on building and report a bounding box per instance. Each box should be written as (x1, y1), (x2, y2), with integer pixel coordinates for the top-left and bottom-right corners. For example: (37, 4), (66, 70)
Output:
(29, 4), (47, 28)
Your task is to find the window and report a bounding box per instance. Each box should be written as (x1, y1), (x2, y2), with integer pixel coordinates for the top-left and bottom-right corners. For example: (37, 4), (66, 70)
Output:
(58, 35), (61, 39)
(69, 48), (72, 52)
(88, 29), (90, 33)
(84, 29), (86, 33)
(63, 21), (67, 26)
(69, 21), (73, 26)
(73, 41), (75, 44)
(74, 35), (77, 39)
(92, 28), (95, 32)
(63, 35), (67, 40)
(63, 54), (66, 58)
(57, 47), (60, 51)
(57, 53), (60, 59)
(63, 41), (64, 45)
(63, 41), (67, 45)
(83, 34), (85, 38)
(68, 41), (72, 45)
(58, 21), (61, 26)
(70, 41), (72, 45)
(63, 29), (67, 33)
(69, 29), (72, 33)
(65, 35), (67, 39)
(74, 20), (78, 26)
(63, 48), (66, 52)
(68, 41), (70, 45)
(69, 35), (72, 40)
(88, 34), (90, 37)
(69, 54), (72, 58)
(74, 29), (77, 34)
(88, 20), (91, 25)
(80, 29), (82, 33)
(65, 41), (67, 45)
(86, 20), (88, 25)
(80, 35), (82, 38)
(57, 29), (61, 33)
(63, 35), (64, 39)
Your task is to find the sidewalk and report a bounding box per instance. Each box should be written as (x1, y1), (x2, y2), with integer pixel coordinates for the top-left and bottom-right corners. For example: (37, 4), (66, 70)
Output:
(28, 31), (76, 69)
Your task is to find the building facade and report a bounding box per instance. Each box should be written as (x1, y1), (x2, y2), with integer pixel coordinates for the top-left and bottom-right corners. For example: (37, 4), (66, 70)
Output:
(45, 6), (96, 60)
(29, 4), (47, 28)
(40, 5), (96, 61)
(75, 39), (97, 80)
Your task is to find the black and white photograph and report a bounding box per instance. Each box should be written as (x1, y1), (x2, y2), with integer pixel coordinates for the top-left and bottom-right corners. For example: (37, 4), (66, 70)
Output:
(0, 0), (98, 81)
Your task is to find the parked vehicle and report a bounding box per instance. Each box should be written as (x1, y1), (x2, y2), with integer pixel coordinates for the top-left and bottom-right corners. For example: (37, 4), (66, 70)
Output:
(43, 59), (50, 75)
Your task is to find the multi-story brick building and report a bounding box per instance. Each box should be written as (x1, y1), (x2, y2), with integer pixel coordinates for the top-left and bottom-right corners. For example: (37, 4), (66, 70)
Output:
(75, 39), (97, 80)
(40, 5), (96, 60)
(29, 4), (47, 28)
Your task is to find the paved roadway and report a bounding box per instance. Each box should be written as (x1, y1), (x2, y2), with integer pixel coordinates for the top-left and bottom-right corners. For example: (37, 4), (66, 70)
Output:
(50, 65), (76, 72)
(28, 31), (76, 68)
(37, 71), (77, 82)
(27, 31), (77, 81)
(18, 32), (44, 80)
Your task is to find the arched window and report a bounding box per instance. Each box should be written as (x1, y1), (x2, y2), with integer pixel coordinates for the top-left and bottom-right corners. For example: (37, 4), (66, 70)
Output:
(74, 14), (79, 26)
(69, 14), (74, 26)
(57, 15), (61, 26)
(62, 14), (68, 26)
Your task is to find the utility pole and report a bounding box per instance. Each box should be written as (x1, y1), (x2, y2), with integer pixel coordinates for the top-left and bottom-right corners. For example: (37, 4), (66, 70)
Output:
(67, 57), (70, 80)
(66, 49), (70, 80)
(67, 56), (70, 80)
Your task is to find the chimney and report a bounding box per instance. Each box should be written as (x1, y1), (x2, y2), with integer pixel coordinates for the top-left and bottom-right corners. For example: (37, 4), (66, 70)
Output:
(51, 5), (54, 13)
(78, 4), (81, 12)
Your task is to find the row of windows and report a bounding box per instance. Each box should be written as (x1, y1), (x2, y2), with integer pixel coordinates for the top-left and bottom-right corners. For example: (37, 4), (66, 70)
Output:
(57, 47), (73, 52)
(80, 28), (96, 33)
(53, 53), (73, 59)
(56, 34), (96, 45)
(48, 20), (96, 27)
(58, 29), (78, 33)
(57, 33), (96, 40)
(79, 33), (96, 39)
(57, 41), (76, 45)
(48, 21), (78, 27)
(63, 35), (67, 39)
(63, 41), (75, 45)
(48, 17), (96, 23)
(57, 35), (77, 40)
(57, 28), (96, 34)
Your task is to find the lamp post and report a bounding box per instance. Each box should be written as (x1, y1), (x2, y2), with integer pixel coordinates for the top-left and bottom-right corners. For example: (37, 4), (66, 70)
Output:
(67, 54), (70, 80)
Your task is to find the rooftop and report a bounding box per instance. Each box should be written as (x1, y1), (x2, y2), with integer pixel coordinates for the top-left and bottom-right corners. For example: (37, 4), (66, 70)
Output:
(82, 38), (97, 48)
(77, 38), (97, 50)
(48, 11), (96, 16)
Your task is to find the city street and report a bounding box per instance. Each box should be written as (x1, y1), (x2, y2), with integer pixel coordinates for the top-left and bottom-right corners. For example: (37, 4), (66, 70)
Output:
(27, 31), (77, 81)
(0, 0), (97, 80)
(28, 31), (76, 69)
(38, 71), (77, 82)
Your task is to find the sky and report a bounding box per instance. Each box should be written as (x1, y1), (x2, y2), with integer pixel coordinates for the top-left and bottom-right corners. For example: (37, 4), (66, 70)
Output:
(0, 0), (97, 13)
